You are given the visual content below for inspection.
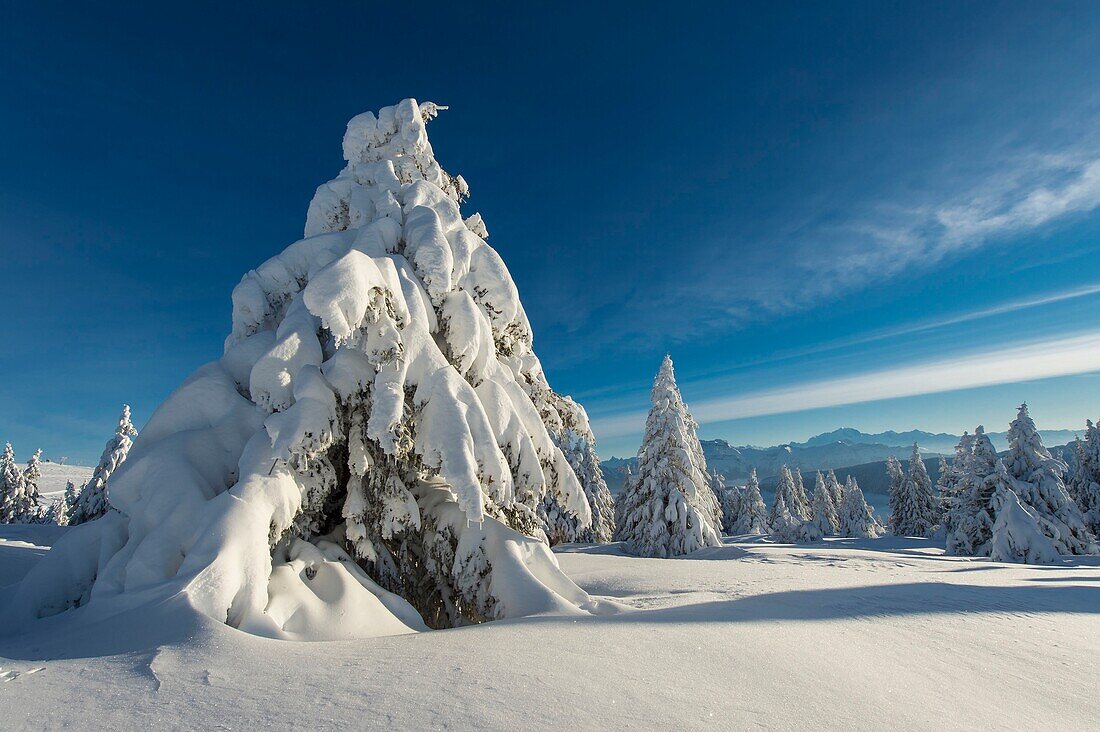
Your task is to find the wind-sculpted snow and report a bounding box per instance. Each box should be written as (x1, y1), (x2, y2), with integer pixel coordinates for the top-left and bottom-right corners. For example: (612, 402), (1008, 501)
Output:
(5, 99), (612, 639)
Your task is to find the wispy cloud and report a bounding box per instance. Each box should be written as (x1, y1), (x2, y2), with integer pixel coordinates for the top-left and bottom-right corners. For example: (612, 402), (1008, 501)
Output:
(779, 147), (1100, 314)
(591, 329), (1100, 440)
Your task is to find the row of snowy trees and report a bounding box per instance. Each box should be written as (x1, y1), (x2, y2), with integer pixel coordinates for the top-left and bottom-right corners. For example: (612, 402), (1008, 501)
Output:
(610, 357), (1096, 566)
(941, 405), (1098, 563)
(0, 406), (138, 527)
(613, 355), (886, 557)
(0, 444), (48, 524)
(720, 466), (883, 543)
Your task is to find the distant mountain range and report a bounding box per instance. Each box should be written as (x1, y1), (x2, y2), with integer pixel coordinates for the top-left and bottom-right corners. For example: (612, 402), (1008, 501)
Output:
(600, 426), (1082, 494)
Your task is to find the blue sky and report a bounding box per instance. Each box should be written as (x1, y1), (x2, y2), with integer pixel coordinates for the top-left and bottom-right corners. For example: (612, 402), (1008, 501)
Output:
(3, 2), (1100, 463)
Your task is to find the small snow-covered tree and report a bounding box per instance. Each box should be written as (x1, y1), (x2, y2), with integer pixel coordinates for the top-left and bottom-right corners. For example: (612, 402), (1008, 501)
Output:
(769, 465), (806, 528)
(716, 471), (744, 535)
(885, 455), (905, 528)
(539, 396), (615, 544)
(891, 445), (937, 537)
(808, 471), (838, 536)
(935, 455), (952, 518)
(837, 476), (883, 538)
(987, 461), (1061, 564)
(1002, 404), (1097, 556)
(769, 490), (803, 542)
(616, 356), (722, 557)
(730, 467), (768, 535)
(69, 405), (139, 526)
(0, 444), (45, 523)
(790, 467), (811, 520)
(945, 426), (999, 556)
(1, 443), (27, 523)
(22, 449), (48, 523)
(824, 469), (844, 506)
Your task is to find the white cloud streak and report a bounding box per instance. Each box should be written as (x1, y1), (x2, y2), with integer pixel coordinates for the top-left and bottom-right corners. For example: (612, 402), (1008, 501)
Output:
(591, 329), (1100, 440)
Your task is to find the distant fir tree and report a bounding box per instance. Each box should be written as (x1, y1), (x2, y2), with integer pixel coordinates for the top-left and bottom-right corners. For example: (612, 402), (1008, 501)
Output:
(22, 449), (48, 523)
(885, 455), (905, 529)
(769, 465), (806, 529)
(615, 356), (722, 557)
(715, 471), (743, 534)
(69, 405), (138, 525)
(935, 455), (952, 519)
(891, 445), (937, 537)
(808, 471), (839, 536)
(837, 476), (883, 538)
(824, 469), (844, 506)
(1002, 404), (1096, 556)
(731, 468), (769, 535)
(769, 490), (803, 542)
(1, 443), (28, 523)
(790, 467), (811, 521)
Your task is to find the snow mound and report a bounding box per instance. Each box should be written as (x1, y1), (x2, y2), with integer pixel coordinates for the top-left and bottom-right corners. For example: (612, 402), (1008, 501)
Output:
(5, 99), (611, 640)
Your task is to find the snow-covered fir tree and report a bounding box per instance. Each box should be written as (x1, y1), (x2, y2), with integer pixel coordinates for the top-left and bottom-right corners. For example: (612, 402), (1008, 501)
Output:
(935, 455), (952, 518)
(790, 467), (811, 520)
(769, 490), (803, 542)
(1, 443), (31, 523)
(824, 469), (844, 506)
(716, 471), (744, 535)
(11, 101), (619, 634)
(808, 471), (839, 536)
(730, 467), (768, 535)
(1002, 404), (1096, 556)
(945, 426), (999, 556)
(769, 465), (805, 529)
(885, 455), (905, 526)
(616, 356), (723, 557)
(539, 396), (615, 544)
(21, 449), (48, 523)
(49, 487), (72, 526)
(987, 460), (1061, 564)
(1067, 420), (1100, 536)
(891, 445), (938, 537)
(68, 405), (139, 526)
(837, 476), (883, 538)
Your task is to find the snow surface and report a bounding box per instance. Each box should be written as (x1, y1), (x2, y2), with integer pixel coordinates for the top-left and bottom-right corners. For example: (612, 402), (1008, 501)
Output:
(34, 463), (92, 501)
(2, 525), (1097, 729)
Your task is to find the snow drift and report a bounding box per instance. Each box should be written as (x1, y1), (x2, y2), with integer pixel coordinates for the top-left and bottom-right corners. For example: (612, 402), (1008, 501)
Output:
(4, 99), (614, 639)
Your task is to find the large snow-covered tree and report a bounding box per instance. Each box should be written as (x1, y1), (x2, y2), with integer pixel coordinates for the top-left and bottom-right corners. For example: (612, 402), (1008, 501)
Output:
(891, 445), (937, 537)
(730, 468), (768, 535)
(837, 476), (883, 538)
(10, 100), (616, 637)
(616, 355), (722, 557)
(1002, 404), (1096, 556)
(68, 406), (139, 526)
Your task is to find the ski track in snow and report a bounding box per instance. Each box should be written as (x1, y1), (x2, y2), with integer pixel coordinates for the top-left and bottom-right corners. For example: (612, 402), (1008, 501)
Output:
(1, 526), (1098, 730)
